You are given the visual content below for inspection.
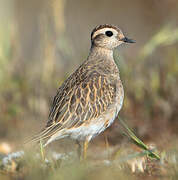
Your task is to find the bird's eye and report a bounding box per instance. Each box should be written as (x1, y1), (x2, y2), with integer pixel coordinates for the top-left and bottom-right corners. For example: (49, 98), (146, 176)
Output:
(105, 31), (113, 37)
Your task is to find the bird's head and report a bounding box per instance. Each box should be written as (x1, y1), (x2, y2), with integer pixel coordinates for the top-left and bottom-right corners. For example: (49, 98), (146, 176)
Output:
(91, 24), (135, 50)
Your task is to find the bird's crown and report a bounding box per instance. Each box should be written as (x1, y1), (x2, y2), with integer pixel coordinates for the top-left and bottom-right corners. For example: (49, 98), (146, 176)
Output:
(91, 24), (121, 40)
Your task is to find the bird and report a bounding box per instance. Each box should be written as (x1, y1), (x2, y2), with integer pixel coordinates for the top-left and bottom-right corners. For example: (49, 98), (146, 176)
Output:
(29, 24), (135, 160)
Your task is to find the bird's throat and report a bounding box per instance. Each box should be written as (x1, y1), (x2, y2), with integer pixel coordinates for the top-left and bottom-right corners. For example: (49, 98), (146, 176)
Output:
(89, 46), (113, 59)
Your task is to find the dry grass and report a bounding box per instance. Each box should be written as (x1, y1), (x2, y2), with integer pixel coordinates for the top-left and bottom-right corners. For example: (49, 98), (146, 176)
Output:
(0, 140), (178, 180)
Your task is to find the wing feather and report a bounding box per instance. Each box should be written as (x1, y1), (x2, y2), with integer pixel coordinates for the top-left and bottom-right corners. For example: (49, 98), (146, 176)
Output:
(29, 67), (117, 144)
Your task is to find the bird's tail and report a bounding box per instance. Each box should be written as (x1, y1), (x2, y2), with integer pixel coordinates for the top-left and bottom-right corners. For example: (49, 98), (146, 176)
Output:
(24, 123), (66, 146)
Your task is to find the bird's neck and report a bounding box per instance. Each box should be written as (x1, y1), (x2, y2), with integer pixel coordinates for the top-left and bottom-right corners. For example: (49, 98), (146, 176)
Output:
(87, 46), (120, 77)
(89, 46), (113, 59)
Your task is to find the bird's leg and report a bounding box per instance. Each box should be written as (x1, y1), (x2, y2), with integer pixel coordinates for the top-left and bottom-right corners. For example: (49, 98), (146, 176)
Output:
(104, 133), (110, 159)
(76, 140), (82, 160)
(83, 139), (89, 160)
(40, 139), (45, 161)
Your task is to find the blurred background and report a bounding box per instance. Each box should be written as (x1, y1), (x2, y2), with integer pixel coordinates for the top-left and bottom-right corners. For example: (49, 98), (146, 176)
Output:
(0, 0), (178, 153)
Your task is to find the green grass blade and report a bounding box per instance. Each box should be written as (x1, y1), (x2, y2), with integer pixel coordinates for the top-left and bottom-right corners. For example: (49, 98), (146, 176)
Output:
(118, 117), (160, 160)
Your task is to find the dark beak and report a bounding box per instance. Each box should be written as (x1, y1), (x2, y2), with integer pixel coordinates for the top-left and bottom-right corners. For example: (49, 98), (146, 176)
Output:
(120, 37), (135, 43)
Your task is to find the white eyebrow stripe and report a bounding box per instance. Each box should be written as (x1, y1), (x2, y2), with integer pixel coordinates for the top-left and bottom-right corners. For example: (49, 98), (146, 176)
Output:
(92, 28), (118, 39)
